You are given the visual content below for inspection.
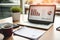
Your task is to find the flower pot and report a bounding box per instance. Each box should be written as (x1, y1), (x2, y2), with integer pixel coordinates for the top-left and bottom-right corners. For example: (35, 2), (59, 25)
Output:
(12, 12), (20, 22)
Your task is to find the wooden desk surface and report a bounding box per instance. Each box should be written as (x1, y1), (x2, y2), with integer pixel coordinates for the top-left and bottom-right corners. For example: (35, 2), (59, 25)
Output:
(0, 15), (60, 40)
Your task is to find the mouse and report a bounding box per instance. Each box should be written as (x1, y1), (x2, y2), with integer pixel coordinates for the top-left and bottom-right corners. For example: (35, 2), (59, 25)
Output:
(56, 27), (60, 31)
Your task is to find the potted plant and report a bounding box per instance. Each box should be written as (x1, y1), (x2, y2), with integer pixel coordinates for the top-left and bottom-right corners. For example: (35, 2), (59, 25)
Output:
(10, 6), (22, 22)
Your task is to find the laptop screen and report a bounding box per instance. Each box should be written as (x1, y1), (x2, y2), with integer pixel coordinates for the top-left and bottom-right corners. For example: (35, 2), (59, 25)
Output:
(28, 5), (56, 23)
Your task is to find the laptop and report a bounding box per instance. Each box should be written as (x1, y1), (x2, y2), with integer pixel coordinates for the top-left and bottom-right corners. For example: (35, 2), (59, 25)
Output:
(20, 5), (56, 30)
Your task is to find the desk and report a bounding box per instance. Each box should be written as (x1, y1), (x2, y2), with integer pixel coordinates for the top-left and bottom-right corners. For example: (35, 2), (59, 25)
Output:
(0, 15), (60, 40)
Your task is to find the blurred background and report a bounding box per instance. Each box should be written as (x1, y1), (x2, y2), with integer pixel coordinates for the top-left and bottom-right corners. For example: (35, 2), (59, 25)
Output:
(0, 0), (60, 19)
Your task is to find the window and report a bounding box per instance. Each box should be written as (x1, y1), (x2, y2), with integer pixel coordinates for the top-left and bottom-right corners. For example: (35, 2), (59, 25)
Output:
(0, 6), (11, 19)
(0, 0), (20, 19)
(25, 0), (60, 5)
(24, 0), (60, 14)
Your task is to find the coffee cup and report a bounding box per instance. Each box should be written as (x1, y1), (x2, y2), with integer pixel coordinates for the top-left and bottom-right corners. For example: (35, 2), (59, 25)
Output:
(0, 24), (13, 40)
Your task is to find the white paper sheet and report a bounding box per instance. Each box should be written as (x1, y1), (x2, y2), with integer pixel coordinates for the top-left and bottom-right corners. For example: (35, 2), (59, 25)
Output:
(14, 27), (46, 40)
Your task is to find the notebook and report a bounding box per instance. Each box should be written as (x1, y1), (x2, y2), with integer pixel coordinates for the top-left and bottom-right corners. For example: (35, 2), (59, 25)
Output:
(20, 5), (56, 29)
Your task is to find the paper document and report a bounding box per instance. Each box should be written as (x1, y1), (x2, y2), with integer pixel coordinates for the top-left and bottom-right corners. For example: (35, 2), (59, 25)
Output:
(14, 27), (46, 40)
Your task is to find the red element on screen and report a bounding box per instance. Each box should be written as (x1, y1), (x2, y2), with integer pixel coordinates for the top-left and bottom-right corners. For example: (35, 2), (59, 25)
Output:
(48, 11), (52, 15)
(30, 9), (40, 16)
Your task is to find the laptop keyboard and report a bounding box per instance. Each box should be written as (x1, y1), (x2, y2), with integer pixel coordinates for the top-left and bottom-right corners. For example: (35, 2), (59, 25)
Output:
(41, 23), (50, 25)
(30, 22), (50, 25)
